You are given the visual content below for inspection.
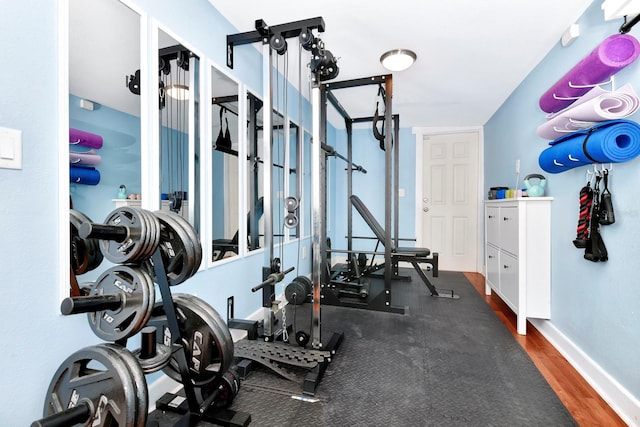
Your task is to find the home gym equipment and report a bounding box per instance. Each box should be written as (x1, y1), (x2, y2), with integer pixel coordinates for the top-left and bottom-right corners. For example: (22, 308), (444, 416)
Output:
(227, 17), (343, 397)
(78, 206), (201, 285)
(61, 265), (155, 342)
(70, 209), (103, 276)
(70, 165), (101, 186)
(599, 168), (615, 225)
(350, 195), (457, 299)
(284, 275), (312, 305)
(539, 33), (640, 113)
(147, 293), (235, 386)
(538, 119), (640, 173)
(320, 74), (458, 312)
(79, 206), (160, 264)
(573, 181), (593, 248)
(32, 343), (148, 427)
(46, 207), (252, 426)
(523, 174), (546, 197)
(536, 83), (640, 140)
(70, 127), (104, 149)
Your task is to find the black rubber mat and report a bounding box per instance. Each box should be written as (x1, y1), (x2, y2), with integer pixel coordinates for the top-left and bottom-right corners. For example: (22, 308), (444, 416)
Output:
(151, 270), (577, 426)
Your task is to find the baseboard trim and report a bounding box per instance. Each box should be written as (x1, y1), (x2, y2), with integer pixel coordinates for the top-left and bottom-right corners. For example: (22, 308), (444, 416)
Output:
(529, 319), (640, 426)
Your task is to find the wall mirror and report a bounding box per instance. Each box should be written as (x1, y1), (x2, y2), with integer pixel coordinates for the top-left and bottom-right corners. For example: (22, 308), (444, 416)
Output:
(287, 121), (300, 239)
(68, 0), (141, 283)
(271, 110), (286, 246)
(211, 67), (240, 262)
(158, 29), (201, 234)
(69, 0), (141, 222)
(246, 91), (264, 252)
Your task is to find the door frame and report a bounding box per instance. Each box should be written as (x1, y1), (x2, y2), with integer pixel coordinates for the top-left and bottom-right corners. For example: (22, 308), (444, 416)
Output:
(412, 126), (485, 273)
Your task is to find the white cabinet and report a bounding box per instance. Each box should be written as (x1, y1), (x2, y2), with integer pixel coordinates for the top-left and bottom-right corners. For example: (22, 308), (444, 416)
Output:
(484, 198), (552, 335)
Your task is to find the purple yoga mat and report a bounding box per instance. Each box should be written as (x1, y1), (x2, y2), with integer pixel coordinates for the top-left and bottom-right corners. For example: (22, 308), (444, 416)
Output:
(69, 128), (103, 149)
(539, 34), (640, 113)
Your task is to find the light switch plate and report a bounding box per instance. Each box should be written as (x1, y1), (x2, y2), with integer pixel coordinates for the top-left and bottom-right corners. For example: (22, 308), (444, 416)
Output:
(0, 127), (22, 170)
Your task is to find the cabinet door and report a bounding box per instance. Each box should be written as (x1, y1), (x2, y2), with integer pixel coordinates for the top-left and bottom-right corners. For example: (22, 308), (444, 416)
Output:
(486, 244), (500, 291)
(486, 206), (500, 246)
(500, 251), (519, 313)
(499, 206), (519, 255)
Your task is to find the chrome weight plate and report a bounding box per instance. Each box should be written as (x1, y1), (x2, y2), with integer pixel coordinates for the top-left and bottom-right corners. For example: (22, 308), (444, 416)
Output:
(87, 266), (154, 342)
(147, 294), (234, 387)
(41, 344), (144, 427)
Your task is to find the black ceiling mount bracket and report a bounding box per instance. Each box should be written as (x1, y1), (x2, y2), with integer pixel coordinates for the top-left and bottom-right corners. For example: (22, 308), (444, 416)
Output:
(226, 17), (325, 69)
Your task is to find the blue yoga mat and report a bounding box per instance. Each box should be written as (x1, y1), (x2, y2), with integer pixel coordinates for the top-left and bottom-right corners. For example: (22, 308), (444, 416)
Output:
(70, 166), (101, 185)
(538, 119), (640, 173)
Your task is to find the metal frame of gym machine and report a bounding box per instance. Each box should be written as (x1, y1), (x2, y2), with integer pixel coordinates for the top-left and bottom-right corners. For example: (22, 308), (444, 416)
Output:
(318, 74), (411, 313)
(226, 17), (343, 396)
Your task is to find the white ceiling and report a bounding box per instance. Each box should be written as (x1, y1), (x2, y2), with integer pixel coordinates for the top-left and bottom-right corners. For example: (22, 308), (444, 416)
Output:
(213, 0), (595, 128)
(69, 0), (596, 129)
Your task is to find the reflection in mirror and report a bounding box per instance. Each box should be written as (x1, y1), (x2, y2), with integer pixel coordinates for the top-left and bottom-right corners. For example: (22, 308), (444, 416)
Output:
(158, 30), (200, 233)
(210, 68), (239, 262)
(246, 92), (264, 252)
(287, 122), (299, 239)
(69, 0), (140, 281)
(272, 111), (286, 246)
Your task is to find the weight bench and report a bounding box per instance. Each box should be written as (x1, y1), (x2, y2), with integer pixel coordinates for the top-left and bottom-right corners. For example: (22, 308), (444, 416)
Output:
(350, 195), (459, 299)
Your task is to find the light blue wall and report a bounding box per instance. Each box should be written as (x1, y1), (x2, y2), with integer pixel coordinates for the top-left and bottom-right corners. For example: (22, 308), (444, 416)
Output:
(331, 127), (417, 254)
(485, 1), (640, 401)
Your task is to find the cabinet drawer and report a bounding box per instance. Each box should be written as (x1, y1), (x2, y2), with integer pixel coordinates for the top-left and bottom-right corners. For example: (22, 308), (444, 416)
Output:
(500, 251), (519, 312)
(499, 207), (519, 255)
(486, 245), (500, 290)
(486, 206), (500, 246)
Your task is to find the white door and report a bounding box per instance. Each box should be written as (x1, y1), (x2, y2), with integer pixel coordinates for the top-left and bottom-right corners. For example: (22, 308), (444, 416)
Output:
(420, 132), (479, 271)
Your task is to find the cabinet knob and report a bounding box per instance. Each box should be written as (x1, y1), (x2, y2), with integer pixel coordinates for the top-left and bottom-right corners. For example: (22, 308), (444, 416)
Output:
(503, 217), (509, 221)
(488, 255), (494, 259)
(503, 265), (509, 269)
(488, 215), (494, 219)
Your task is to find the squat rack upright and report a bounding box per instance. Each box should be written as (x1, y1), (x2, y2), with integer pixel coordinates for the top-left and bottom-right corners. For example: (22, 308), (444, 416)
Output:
(319, 74), (406, 312)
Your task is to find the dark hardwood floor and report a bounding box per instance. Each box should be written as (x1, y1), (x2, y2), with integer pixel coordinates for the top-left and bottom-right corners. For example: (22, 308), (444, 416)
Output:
(464, 272), (626, 427)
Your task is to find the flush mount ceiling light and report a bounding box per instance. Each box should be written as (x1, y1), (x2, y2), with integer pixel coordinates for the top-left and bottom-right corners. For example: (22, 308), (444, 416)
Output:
(166, 84), (190, 101)
(380, 49), (417, 71)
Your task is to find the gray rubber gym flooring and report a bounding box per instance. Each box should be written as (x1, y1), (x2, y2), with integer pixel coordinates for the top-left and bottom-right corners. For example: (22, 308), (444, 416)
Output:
(154, 270), (577, 426)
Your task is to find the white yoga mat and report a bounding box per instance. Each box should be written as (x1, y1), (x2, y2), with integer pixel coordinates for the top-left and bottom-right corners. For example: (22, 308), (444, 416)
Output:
(537, 83), (639, 140)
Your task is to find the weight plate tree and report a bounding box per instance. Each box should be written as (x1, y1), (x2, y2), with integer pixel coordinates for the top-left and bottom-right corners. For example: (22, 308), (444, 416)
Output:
(147, 293), (234, 387)
(36, 343), (148, 427)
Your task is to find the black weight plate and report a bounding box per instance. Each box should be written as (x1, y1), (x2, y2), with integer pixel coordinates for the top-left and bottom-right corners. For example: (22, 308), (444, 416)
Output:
(87, 266), (154, 342)
(285, 280), (307, 305)
(153, 212), (196, 286)
(148, 294), (233, 387)
(100, 207), (147, 264)
(102, 343), (148, 426)
(42, 344), (140, 427)
(73, 210), (104, 272)
(294, 275), (313, 295)
(196, 367), (240, 409)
